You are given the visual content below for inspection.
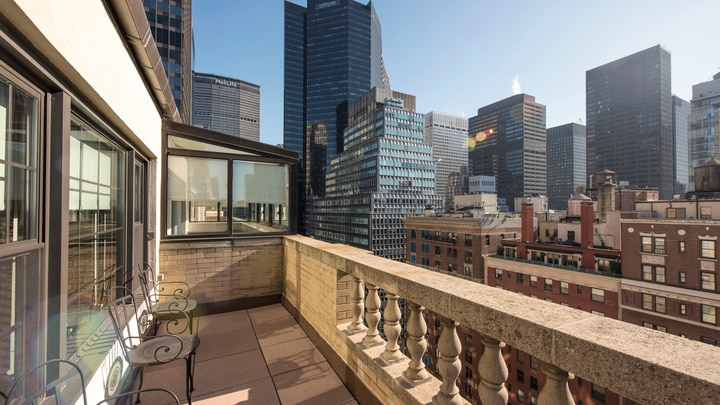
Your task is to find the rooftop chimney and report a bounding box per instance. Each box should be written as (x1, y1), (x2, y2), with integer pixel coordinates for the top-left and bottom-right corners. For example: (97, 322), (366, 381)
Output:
(522, 203), (534, 242)
(581, 201), (594, 248)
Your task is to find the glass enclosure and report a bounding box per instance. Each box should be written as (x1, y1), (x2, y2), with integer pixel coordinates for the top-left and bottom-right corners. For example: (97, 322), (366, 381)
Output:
(166, 134), (292, 237)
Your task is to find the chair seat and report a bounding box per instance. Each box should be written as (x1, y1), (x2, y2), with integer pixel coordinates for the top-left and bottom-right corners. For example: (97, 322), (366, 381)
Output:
(128, 334), (200, 365)
(152, 298), (198, 314)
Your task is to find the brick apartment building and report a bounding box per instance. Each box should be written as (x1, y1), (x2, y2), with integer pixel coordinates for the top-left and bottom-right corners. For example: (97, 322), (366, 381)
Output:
(621, 199), (720, 345)
(486, 202), (622, 405)
(404, 213), (522, 282)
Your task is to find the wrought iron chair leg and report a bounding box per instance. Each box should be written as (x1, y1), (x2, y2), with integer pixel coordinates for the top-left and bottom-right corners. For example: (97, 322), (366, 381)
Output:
(185, 357), (193, 405)
(136, 367), (145, 404)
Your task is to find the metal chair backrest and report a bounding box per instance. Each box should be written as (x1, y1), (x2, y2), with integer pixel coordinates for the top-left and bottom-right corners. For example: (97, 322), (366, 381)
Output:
(95, 388), (180, 405)
(104, 286), (144, 362)
(136, 262), (156, 309)
(5, 359), (87, 405)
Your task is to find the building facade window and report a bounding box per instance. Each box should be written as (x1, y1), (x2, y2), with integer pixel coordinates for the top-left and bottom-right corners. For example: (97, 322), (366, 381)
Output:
(465, 233), (472, 246)
(678, 241), (685, 253)
(495, 268), (503, 280)
(529, 275), (537, 287)
(701, 336), (717, 346)
(679, 271), (687, 283)
(666, 207), (686, 219)
(560, 281), (569, 294)
(701, 240), (716, 259)
(485, 234), (490, 246)
(591, 384), (606, 403)
(591, 288), (604, 303)
(544, 278), (553, 292)
(464, 264), (472, 277)
(700, 206), (712, 219)
(701, 272), (716, 291)
(679, 303), (687, 315)
(642, 294), (666, 313)
(702, 305), (716, 325)
(642, 236), (665, 253)
(530, 356), (538, 370)
(516, 273), (524, 285)
(517, 388), (525, 402)
(530, 376), (538, 390)
(642, 265), (666, 283)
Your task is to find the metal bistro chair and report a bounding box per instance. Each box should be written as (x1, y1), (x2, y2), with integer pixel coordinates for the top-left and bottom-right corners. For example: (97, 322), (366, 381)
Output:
(105, 286), (199, 405)
(137, 263), (198, 334)
(4, 358), (87, 405)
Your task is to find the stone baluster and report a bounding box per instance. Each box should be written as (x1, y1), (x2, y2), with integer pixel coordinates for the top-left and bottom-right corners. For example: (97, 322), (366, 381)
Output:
(362, 284), (384, 347)
(402, 301), (430, 384)
(347, 277), (367, 334)
(432, 317), (462, 405)
(380, 292), (403, 364)
(538, 363), (575, 405)
(477, 335), (508, 405)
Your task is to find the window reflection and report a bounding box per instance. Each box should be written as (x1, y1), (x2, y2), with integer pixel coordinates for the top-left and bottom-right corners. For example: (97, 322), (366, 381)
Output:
(67, 117), (125, 361)
(0, 76), (38, 245)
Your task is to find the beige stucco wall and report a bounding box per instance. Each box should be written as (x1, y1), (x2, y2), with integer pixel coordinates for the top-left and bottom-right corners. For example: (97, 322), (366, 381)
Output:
(12, 0), (164, 262)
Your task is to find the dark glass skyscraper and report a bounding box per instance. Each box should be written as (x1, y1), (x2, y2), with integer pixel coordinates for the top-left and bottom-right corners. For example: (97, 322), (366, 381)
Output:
(144, 0), (193, 124)
(547, 123), (586, 210)
(468, 94), (547, 208)
(284, 0), (384, 232)
(586, 45), (673, 199)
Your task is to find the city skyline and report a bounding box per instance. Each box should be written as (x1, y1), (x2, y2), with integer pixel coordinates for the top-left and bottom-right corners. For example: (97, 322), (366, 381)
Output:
(194, 1), (720, 146)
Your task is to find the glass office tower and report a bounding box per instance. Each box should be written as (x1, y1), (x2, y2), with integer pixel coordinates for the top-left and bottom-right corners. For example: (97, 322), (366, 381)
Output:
(144, 0), (193, 124)
(547, 122), (586, 211)
(468, 94), (547, 209)
(284, 0), (384, 232)
(672, 95), (690, 195)
(688, 72), (720, 191)
(586, 45), (673, 199)
(423, 111), (469, 211)
(309, 88), (441, 261)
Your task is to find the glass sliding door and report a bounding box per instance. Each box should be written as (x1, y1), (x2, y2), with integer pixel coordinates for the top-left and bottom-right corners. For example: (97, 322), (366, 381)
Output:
(67, 117), (125, 361)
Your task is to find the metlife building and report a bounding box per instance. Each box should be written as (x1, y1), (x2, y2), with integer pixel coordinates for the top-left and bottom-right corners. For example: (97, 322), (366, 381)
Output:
(192, 71), (261, 141)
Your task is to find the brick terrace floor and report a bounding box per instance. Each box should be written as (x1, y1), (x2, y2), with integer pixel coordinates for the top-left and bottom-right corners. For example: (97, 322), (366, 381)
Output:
(141, 304), (358, 404)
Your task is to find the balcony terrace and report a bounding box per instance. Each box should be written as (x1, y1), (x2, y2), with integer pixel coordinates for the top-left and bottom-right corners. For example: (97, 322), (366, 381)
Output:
(151, 235), (720, 405)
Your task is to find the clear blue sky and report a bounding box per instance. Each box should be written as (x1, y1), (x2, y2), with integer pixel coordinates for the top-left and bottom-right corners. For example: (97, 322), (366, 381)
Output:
(193, 1), (720, 146)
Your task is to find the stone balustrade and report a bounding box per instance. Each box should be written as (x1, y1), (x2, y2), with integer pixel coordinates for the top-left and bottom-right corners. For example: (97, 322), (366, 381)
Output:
(282, 235), (720, 405)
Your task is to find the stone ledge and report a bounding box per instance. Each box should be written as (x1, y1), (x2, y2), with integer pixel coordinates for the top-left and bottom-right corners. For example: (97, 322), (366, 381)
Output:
(285, 235), (720, 404)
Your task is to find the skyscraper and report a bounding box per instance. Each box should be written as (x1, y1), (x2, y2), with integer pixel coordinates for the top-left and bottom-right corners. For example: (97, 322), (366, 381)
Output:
(423, 111), (468, 211)
(144, 0), (192, 123)
(192, 71), (260, 141)
(586, 45), (673, 199)
(309, 88), (441, 261)
(547, 122), (586, 211)
(672, 95), (690, 195)
(688, 72), (720, 191)
(284, 0), (385, 232)
(468, 94), (547, 208)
